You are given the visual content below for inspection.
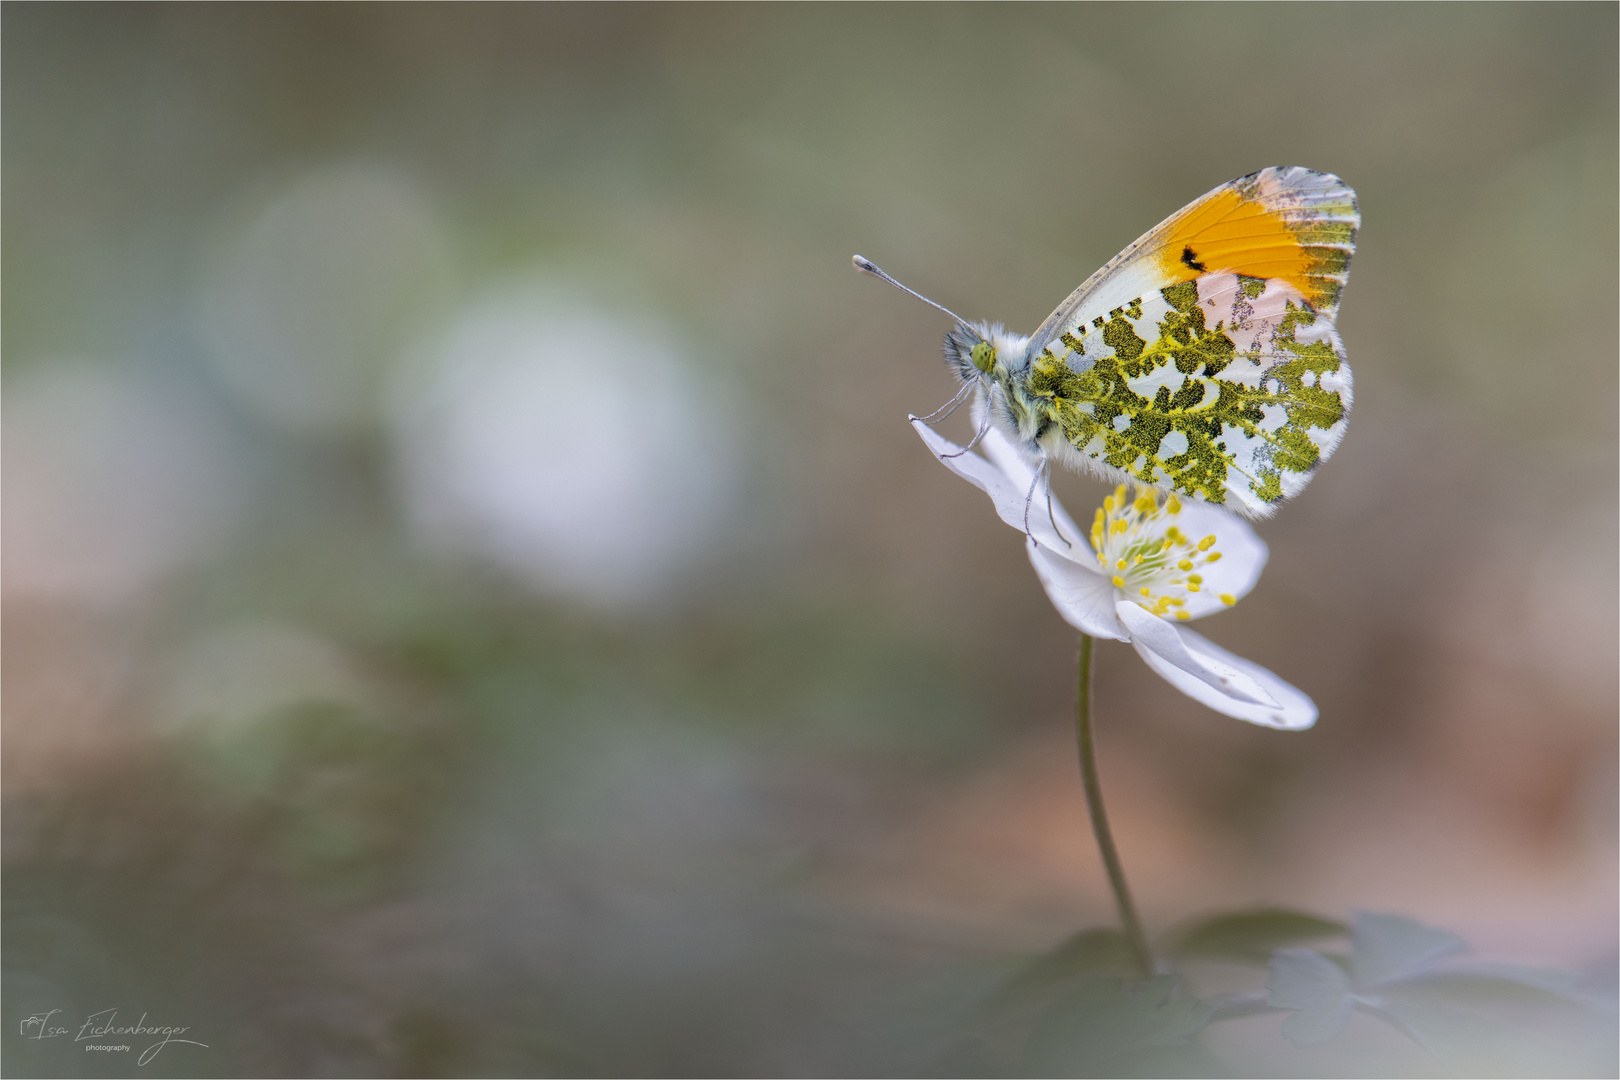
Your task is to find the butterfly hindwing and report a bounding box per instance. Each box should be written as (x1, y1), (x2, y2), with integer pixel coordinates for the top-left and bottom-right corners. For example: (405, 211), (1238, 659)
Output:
(1025, 167), (1358, 517)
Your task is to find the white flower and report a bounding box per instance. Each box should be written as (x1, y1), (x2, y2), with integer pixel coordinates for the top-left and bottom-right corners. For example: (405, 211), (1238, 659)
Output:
(913, 418), (1316, 730)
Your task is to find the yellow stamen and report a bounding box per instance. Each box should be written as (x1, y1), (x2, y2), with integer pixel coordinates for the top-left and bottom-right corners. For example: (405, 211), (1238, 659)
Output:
(1187, 574), (1202, 584)
(1103, 496), (1115, 514)
(1198, 535), (1216, 551)
(1094, 507), (1106, 522)
(1115, 559), (1127, 570)
(1170, 597), (1185, 607)
(1114, 484), (1127, 505)
(1160, 538), (1173, 553)
(1177, 558), (1193, 571)
(1205, 552), (1222, 563)
(1112, 519), (1128, 534)
(1219, 593), (1236, 606)
(1139, 587), (1151, 597)
(1187, 583), (1200, 592)
(1167, 496), (1181, 514)
(1134, 494), (1155, 513)
(1166, 526), (1181, 540)
(1111, 575), (1125, 588)
(1175, 610), (1190, 620)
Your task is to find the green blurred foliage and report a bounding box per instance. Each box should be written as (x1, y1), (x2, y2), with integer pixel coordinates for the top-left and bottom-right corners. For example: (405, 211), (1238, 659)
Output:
(4, 4), (1615, 1076)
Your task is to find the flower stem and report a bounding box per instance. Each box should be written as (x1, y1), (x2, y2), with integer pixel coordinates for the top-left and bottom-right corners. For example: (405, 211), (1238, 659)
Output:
(1075, 633), (1153, 977)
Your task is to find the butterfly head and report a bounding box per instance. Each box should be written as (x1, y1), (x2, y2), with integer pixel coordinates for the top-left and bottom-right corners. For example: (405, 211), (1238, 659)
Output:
(945, 321), (1029, 384)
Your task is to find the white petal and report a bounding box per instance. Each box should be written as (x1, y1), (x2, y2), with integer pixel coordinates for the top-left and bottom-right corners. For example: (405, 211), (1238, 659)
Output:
(973, 418), (1038, 488)
(911, 418), (1085, 560)
(978, 426), (1085, 544)
(1130, 617), (1318, 729)
(1118, 601), (1279, 707)
(1159, 499), (1268, 620)
(1028, 538), (1127, 640)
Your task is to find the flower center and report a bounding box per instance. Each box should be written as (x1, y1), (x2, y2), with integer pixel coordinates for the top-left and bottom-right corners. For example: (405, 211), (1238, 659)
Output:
(1090, 485), (1235, 621)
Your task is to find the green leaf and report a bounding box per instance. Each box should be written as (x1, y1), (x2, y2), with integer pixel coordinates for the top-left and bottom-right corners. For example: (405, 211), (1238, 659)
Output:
(1265, 947), (1355, 1048)
(1259, 915), (1615, 1075)
(1350, 912), (1467, 985)
(1023, 974), (1215, 1078)
(1373, 996), (1614, 1079)
(1372, 969), (1618, 1078)
(1392, 966), (1585, 1007)
(991, 927), (1140, 1011)
(1162, 907), (1346, 964)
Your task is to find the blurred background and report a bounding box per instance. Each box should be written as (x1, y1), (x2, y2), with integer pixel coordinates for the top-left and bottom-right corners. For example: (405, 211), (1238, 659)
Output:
(4, 5), (1615, 1076)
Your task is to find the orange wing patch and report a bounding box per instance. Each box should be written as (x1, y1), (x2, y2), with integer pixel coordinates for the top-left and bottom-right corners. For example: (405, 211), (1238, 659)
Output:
(1153, 172), (1357, 314)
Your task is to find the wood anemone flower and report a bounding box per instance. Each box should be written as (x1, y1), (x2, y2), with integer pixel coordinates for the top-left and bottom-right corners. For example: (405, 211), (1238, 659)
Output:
(913, 415), (1317, 730)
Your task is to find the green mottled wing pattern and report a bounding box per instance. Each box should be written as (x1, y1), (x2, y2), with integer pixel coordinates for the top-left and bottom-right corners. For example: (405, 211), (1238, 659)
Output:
(1024, 169), (1357, 517)
(1030, 272), (1352, 518)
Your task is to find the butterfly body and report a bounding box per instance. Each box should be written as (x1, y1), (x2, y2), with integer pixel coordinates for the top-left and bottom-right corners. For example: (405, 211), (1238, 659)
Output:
(932, 167), (1358, 518)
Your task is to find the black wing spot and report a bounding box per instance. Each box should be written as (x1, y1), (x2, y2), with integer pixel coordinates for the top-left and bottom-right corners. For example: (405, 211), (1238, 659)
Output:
(1181, 246), (1206, 272)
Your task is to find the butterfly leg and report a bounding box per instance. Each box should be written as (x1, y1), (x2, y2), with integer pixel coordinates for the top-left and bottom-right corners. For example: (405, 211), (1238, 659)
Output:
(910, 379), (975, 425)
(1021, 467), (1041, 538)
(1043, 458), (1072, 548)
(940, 399), (992, 459)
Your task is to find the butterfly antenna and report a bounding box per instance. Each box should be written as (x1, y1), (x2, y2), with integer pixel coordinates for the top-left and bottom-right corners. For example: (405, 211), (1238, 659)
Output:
(852, 255), (972, 326)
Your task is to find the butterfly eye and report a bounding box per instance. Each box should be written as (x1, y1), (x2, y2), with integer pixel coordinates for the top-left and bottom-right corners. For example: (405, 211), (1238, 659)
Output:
(970, 341), (997, 373)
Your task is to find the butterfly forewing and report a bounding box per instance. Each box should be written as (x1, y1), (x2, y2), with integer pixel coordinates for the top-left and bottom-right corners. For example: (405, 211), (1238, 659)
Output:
(1026, 167), (1358, 517)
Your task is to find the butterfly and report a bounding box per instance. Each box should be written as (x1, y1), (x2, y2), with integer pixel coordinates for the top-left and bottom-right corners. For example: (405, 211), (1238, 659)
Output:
(857, 167), (1358, 518)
